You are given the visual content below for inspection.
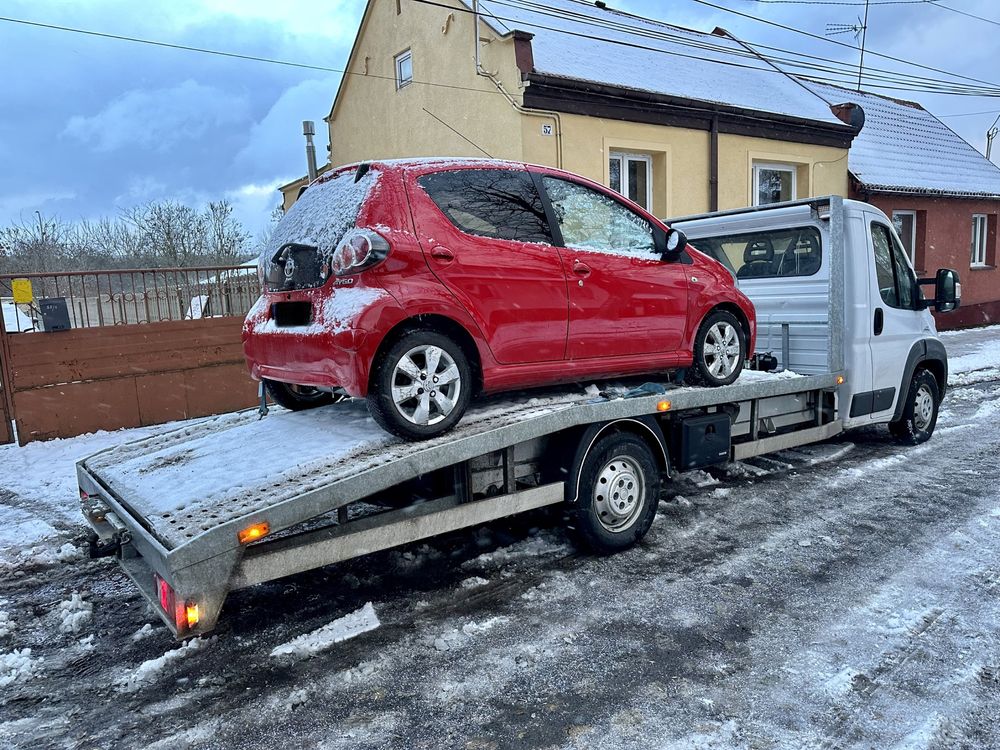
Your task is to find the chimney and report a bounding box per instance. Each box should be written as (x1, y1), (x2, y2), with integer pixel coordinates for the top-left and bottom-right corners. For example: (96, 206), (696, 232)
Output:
(303, 120), (318, 182)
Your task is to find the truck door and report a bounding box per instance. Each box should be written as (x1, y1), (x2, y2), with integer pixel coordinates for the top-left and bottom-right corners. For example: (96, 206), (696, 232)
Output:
(860, 215), (927, 422)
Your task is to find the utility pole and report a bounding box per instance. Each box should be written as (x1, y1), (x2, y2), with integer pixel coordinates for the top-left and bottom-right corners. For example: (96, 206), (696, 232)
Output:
(856, 0), (870, 91)
(987, 113), (1000, 161)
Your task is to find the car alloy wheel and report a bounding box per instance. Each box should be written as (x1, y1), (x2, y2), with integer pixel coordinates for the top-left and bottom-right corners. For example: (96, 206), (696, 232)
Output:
(703, 320), (741, 380)
(390, 344), (463, 426)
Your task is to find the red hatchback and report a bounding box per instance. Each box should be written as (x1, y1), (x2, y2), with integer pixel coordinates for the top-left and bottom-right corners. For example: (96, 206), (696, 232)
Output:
(244, 159), (756, 439)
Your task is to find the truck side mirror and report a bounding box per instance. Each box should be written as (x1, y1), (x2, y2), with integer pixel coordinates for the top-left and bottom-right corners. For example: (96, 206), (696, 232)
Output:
(934, 268), (960, 313)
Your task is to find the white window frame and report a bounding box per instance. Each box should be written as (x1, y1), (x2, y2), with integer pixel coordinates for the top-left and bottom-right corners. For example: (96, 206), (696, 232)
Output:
(971, 214), (988, 267)
(752, 162), (797, 206)
(394, 49), (413, 90)
(892, 210), (917, 265)
(609, 151), (653, 211)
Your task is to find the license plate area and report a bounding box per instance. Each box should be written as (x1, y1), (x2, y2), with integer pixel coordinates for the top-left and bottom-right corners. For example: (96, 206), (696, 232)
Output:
(270, 301), (313, 327)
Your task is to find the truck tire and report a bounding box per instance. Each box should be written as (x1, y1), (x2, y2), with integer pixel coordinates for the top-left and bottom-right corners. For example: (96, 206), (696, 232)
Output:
(368, 329), (472, 441)
(686, 309), (746, 387)
(568, 433), (660, 553)
(264, 379), (343, 411)
(889, 369), (939, 445)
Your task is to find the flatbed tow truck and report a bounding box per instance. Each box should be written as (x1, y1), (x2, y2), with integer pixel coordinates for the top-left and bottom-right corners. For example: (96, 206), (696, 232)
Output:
(79, 197), (957, 638)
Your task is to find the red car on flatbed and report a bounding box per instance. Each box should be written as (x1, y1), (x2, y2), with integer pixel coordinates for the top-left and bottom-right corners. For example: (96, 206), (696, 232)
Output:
(244, 158), (756, 439)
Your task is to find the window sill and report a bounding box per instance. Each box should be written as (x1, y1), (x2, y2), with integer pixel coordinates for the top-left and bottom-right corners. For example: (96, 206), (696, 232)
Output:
(970, 264), (995, 271)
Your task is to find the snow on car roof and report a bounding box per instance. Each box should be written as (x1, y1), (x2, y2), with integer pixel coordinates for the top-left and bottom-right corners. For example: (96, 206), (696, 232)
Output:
(805, 81), (1000, 198)
(466, 0), (844, 126)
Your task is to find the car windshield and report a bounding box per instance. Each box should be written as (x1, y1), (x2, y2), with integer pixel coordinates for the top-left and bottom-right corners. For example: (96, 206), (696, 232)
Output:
(261, 167), (379, 291)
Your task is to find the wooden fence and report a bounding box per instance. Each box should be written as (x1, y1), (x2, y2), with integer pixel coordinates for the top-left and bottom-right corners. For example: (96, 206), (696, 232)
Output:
(0, 266), (260, 445)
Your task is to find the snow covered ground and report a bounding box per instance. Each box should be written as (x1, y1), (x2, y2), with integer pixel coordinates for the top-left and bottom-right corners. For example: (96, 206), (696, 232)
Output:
(0, 325), (998, 749)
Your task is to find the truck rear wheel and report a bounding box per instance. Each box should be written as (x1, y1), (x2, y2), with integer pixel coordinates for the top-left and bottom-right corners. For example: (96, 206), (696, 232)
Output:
(568, 433), (660, 553)
(889, 369), (939, 445)
(264, 379), (344, 411)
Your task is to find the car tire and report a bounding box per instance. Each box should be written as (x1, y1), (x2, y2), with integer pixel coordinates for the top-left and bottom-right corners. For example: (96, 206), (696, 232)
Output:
(686, 309), (746, 387)
(567, 433), (660, 554)
(367, 329), (472, 441)
(889, 369), (939, 445)
(264, 379), (344, 411)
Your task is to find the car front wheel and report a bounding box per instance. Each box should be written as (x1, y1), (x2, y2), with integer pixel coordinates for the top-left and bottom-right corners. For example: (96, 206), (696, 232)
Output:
(367, 329), (472, 440)
(687, 309), (746, 387)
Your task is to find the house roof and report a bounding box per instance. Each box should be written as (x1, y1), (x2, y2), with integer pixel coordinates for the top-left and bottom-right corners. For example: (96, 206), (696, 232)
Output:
(470, 0), (844, 127)
(806, 81), (1000, 199)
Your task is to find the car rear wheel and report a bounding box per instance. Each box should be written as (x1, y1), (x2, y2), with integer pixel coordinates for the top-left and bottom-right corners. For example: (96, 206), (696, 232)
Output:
(889, 369), (939, 445)
(264, 379), (344, 411)
(686, 309), (746, 387)
(368, 329), (472, 441)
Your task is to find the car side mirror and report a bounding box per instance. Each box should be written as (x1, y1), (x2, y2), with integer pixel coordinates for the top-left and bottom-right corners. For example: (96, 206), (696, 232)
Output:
(658, 227), (687, 261)
(934, 268), (960, 313)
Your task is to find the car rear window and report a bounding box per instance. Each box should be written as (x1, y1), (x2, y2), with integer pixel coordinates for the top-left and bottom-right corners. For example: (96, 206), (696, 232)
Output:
(417, 169), (552, 244)
(261, 167), (378, 291)
(692, 226), (822, 279)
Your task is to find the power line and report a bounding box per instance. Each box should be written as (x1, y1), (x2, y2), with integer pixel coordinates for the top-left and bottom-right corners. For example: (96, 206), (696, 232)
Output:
(467, 0), (1000, 96)
(927, 1), (1000, 27)
(683, 0), (1000, 88)
(937, 109), (1000, 118)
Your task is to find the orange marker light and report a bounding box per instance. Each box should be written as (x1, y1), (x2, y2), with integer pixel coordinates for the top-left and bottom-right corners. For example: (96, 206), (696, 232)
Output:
(657, 400), (672, 412)
(185, 602), (200, 629)
(836, 375), (845, 385)
(238, 522), (270, 545)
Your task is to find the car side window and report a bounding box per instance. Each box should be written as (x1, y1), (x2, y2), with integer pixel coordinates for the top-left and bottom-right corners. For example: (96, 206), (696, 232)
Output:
(871, 222), (917, 309)
(541, 176), (657, 258)
(417, 169), (552, 244)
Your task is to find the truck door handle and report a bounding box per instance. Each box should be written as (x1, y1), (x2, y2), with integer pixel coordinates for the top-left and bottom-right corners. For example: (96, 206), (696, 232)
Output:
(430, 247), (455, 262)
(572, 260), (591, 277)
(874, 307), (884, 336)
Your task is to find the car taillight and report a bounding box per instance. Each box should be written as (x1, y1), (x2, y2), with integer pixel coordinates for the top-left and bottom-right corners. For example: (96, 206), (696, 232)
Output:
(328, 229), (390, 277)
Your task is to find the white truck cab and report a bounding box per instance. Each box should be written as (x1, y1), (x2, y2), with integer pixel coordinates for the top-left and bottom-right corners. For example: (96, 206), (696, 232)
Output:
(672, 196), (960, 442)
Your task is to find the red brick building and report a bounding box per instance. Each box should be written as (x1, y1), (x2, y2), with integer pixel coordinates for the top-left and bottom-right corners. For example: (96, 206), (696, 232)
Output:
(808, 83), (1000, 329)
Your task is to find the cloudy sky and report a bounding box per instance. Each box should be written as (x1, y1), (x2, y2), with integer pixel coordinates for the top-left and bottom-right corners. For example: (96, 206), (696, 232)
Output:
(1, 0), (998, 243)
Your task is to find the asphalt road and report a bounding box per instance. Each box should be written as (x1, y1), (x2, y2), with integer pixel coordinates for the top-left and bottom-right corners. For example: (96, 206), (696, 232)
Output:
(2, 375), (999, 749)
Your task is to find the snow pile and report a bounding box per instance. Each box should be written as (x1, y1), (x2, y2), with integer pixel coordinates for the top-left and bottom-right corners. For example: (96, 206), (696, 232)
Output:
(270, 602), (380, 659)
(131, 623), (159, 642)
(58, 593), (93, 634)
(462, 531), (571, 571)
(462, 616), (510, 636)
(458, 576), (489, 589)
(0, 648), (42, 687)
(115, 637), (214, 693)
(0, 610), (12, 638)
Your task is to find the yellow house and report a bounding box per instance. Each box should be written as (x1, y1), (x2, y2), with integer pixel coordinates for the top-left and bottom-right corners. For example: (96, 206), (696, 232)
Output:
(280, 0), (860, 217)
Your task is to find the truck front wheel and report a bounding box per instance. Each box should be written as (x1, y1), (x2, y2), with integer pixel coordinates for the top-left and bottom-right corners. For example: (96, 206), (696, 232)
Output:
(568, 433), (661, 553)
(889, 369), (939, 445)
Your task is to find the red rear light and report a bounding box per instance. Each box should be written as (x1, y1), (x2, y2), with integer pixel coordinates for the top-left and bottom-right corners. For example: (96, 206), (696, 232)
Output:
(155, 574), (175, 614)
(329, 229), (390, 276)
(154, 574), (198, 632)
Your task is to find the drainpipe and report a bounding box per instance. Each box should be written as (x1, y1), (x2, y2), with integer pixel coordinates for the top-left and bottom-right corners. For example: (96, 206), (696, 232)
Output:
(471, 9), (563, 167)
(710, 115), (719, 212)
(302, 120), (318, 182)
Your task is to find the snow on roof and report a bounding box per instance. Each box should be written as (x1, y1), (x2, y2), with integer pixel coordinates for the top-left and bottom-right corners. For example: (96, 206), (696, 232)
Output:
(470, 0), (843, 126)
(806, 81), (1000, 198)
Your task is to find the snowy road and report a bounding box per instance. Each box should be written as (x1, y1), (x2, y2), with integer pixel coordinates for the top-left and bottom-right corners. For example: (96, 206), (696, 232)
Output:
(1, 326), (999, 749)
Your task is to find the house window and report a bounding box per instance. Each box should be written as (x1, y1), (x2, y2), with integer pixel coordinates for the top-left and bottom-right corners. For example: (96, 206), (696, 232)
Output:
(753, 163), (796, 206)
(892, 210), (917, 265)
(394, 49), (412, 89)
(609, 152), (652, 211)
(971, 214), (988, 266)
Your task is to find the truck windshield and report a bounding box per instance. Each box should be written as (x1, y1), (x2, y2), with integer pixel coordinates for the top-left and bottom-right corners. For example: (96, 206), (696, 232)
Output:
(261, 168), (379, 291)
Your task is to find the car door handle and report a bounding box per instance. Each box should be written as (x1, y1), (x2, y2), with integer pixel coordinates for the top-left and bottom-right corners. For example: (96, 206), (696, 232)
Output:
(430, 247), (455, 262)
(572, 260), (591, 277)
(874, 307), (884, 336)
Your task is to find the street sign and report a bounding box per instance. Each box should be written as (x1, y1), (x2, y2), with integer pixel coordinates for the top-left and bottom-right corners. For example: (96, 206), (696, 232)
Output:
(11, 278), (33, 304)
